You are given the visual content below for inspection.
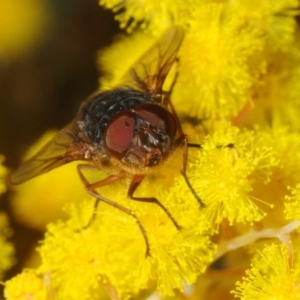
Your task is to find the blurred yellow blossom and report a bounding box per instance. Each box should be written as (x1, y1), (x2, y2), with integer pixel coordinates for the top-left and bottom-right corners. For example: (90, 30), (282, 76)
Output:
(98, 31), (154, 89)
(0, 157), (15, 280)
(0, 0), (50, 60)
(285, 184), (300, 222)
(239, 43), (300, 130)
(250, 128), (300, 228)
(0, 213), (15, 280)
(10, 131), (94, 230)
(231, 0), (299, 51)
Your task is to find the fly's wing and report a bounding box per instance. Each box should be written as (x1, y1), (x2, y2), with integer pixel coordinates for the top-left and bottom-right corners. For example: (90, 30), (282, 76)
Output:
(120, 26), (184, 97)
(10, 124), (86, 185)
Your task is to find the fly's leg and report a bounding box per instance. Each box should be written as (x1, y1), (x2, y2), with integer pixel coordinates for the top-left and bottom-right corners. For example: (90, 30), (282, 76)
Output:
(179, 139), (235, 208)
(77, 164), (151, 256)
(77, 164), (122, 227)
(163, 71), (232, 208)
(161, 63), (205, 207)
(128, 174), (182, 230)
(176, 135), (205, 208)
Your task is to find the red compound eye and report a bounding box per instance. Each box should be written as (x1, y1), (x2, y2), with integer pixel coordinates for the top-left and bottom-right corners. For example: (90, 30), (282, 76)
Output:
(134, 103), (177, 138)
(104, 111), (136, 158)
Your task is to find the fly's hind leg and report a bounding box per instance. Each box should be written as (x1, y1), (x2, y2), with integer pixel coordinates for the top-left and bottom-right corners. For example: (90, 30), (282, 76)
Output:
(128, 174), (182, 230)
(77, 164), (151, 256)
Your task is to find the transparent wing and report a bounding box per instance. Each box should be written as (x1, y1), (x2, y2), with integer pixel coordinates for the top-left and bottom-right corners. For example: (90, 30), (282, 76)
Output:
(119, 26), (184, 96)
(10, 124), (86, 185)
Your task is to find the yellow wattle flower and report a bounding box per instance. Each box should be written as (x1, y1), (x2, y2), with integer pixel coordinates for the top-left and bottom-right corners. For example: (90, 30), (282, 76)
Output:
(37, 185), (216, 299)
(99, 0), (194, 33)
(4, 270), (52, 300)
(189, 123), (277, 225)
(174, 3), (265, 119)
(232, 243), (300, 299)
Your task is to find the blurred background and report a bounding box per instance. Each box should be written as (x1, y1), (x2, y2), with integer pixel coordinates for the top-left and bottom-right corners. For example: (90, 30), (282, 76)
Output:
(0, 0), (119, 286)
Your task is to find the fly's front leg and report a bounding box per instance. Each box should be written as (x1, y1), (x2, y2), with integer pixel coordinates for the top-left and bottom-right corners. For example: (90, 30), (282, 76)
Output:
(176, 135), (205, 208)
(77, 164), (121, 227)
(77, 164), (151, 256)
(128, 174), (182, 230)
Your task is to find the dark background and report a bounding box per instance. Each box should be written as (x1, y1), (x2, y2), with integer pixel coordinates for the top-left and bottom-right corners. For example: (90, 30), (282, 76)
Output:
(0, 0), (119, 286)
